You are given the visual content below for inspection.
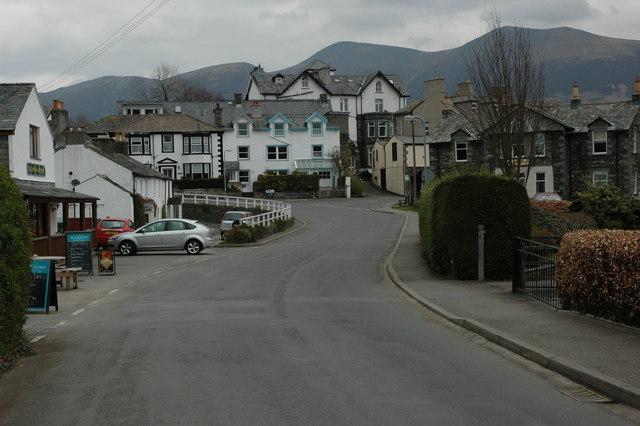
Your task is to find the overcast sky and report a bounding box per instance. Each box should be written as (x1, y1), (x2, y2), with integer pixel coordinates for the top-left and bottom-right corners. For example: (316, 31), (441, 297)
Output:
(1, 0), (639, 93)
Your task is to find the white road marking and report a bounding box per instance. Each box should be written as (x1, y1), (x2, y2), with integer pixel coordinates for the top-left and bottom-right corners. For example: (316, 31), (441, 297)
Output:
(29, 335), (46, 343)
(71, 308), (85, 316)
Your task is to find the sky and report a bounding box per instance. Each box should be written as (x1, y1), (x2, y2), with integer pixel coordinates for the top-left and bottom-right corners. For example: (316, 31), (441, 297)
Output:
(1, 0), (639, 93)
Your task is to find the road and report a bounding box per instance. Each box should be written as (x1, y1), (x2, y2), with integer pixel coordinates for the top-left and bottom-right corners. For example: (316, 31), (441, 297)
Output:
(1, 193), (637, 425)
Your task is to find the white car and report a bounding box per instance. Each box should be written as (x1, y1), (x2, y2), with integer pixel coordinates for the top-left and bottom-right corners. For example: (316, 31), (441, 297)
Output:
(108, 219), (216, 255)
(220, 211), (252, 238)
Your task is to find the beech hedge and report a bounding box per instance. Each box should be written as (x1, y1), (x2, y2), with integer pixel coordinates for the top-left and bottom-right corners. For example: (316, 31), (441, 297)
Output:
(556, 230), (640, 326)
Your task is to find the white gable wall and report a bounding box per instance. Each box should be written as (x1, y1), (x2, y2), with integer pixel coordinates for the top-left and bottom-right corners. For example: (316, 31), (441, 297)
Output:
(10, 87), (56, 183)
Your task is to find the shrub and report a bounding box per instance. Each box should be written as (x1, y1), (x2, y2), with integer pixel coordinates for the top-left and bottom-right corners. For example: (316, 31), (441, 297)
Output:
(531, 206), (597, 237)
(223, 218), (294, 244)
(173, 178), (224, 190)
(531, 199), (571, 214)
(253, 173), (319, 193)
(556, 230), (640, 326)
(419, 171), (531, 280)
(571, 183), (640, 229)
(0, 166), (33, 370)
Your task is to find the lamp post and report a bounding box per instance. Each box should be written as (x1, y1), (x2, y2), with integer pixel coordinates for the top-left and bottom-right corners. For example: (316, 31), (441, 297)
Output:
(405, 115), (427, 194)
(222, 149), (232, 197)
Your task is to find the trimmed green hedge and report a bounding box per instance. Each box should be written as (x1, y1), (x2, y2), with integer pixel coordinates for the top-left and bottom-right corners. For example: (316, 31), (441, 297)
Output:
(174, 178), (224, 190)
(253, 173), (319, 193)
(0, 166), (33, 370)
(419, 172), (531, 280)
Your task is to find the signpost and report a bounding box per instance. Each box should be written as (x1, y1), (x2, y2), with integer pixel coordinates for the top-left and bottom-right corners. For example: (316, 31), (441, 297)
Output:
(66, 231), (93, 275)
(98, 249), (116, 275)
(27, 259), (58, 313)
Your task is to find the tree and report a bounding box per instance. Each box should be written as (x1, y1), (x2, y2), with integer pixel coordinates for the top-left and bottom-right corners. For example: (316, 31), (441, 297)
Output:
(132, 62), (221, 102)
(463, 13), (546, 180)
(328, 145), (355, 180)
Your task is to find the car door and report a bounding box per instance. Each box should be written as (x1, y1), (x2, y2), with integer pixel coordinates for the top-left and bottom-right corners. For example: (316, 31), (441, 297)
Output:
(163, 220), (189, 249)
(135, 221), (166, 250)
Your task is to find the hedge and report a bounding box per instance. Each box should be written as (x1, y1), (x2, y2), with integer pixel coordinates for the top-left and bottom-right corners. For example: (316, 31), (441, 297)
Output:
(253, 173), (319, 193)
(556, 230), (640, 326)
(0, 166), (33, 370)
(174, 178), (224, 190)
(419, 172), (531, 280)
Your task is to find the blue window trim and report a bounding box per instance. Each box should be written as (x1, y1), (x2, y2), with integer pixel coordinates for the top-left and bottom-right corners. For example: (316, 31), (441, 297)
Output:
(312, 145), (324, 158)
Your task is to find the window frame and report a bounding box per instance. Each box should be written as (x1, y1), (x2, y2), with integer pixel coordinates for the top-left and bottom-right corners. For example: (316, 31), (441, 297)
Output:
(375, 81), (382, 93)
(592, 170), (608, 187)
(29, 125), (40, 159)
(312, 145), (323, 159)
(592, 130), (607, 155)
(378, 122), (388, 138)
(239, 170), (250, 183)
(455, 141), (468, 162)
(535, 172), (546, 193)
(267, 145), (288, 161)
(534, 133), (545, 157)
(310, 121), (323, 137)
(238, 146), (250, 160)
(183, 163), (211, 179)
(237, 122), (249, 138)
(162, 134), (174, 153)
(375, 99), (384, 113)
(391, 142), (398, 162)
(273, 122), (286, 138)
(340, 98), (349, 112)
(367, 122), (376, 138)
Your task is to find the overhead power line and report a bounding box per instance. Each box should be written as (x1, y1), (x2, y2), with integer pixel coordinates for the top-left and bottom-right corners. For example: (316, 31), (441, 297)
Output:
(39, 0), (170, 92)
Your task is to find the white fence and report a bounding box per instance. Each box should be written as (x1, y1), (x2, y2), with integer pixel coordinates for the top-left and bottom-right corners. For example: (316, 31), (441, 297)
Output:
(180, 194), (292, 227)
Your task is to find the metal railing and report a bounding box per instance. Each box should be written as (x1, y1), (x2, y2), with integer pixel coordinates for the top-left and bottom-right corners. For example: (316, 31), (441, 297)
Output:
(513, 237), (562, 308)
(180, 194), (292, 227)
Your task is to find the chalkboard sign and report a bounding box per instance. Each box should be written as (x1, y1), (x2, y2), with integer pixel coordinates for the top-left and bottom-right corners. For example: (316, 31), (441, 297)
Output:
(27, 260), (58, 313)
(66, 231), (93, 275)
(98, 249), (116, 275)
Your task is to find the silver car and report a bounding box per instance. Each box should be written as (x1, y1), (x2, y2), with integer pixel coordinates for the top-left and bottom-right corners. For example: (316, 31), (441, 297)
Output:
(107, 219), (216, 255)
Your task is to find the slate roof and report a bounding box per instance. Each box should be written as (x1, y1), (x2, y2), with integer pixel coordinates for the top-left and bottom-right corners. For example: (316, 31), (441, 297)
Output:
(427, 114), (478, 144)
(84, 113), (221, 135)
(84, 144), (170, 180)
(250, 63), (410, 98)
(15, 180), (98, 202)
(544, 102), (640, 132)
(0, 83), (35, 133)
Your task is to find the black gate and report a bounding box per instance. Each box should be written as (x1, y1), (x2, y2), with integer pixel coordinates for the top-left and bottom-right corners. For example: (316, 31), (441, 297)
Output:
(513, 237), (562, 309)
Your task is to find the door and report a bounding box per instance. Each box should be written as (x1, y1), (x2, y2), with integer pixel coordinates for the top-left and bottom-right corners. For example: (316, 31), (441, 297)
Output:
(135, 221), (166, 250)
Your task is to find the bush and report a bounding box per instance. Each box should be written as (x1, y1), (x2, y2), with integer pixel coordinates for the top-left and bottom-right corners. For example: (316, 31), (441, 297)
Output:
(556, 230), (640, 326)
(253, 173), (320, 193)
(223, 218), (295, 244)
(531, 199), (571, 214)
(531, 206), (597, 237)
(571, 183), (640, 229)
(0, 166), (33, 370)
(419, 171), (531, 280)
(173, 178), (224, 190)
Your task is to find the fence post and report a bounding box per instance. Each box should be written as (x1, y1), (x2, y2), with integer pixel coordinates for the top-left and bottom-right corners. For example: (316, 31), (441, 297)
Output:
(512, 238), (520, 293)
(478, 224), (485, 281)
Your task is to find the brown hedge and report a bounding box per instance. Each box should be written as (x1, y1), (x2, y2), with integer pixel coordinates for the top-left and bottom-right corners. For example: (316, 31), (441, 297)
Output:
(530, 199), (571, 214)
(556, 230), (640, 326)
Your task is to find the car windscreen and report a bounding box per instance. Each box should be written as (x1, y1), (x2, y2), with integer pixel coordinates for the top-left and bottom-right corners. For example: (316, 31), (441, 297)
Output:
(100, 220), (126, 228)
(226, 213), (247, 220)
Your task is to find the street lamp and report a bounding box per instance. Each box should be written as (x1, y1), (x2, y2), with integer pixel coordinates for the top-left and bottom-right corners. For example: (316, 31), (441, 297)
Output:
(222, 149), (232, 197)
(405, 115), (428, 195)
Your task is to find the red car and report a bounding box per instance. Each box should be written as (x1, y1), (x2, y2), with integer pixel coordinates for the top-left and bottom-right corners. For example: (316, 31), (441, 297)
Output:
(97, 218), (135, 247)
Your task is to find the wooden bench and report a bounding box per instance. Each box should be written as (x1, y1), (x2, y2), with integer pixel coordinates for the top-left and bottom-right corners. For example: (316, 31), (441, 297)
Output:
(56, 267), (82, 291)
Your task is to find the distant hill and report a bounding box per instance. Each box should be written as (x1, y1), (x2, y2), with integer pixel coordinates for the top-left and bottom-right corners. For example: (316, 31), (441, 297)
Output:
(39, 27), (640, 122)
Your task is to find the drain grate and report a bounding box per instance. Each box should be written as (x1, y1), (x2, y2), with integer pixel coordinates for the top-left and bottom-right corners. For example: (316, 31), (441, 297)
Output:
(560, 386), (614, 403)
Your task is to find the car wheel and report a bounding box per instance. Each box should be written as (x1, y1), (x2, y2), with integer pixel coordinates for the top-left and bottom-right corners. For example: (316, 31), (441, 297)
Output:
(118, 240), (136, 256)
(185, 239), (202, 255)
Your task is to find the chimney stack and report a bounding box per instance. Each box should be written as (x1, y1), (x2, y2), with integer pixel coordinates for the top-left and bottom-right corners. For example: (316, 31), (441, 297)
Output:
(50, 99), (69, 147)
(251, 100), (262, 119)
(633, 77), (640, 103)
(214, 103), (223, 128)
(571, 82), (581, 108)
(456, 81), (474, 97)
(234, 93), (242, 105)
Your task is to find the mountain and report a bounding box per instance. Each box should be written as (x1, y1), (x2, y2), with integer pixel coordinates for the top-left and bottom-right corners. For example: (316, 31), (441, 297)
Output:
(39, 27), (640, 122)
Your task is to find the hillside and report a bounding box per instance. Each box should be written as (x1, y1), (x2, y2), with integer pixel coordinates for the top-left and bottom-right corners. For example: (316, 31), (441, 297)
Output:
(39, 27), (640, 121)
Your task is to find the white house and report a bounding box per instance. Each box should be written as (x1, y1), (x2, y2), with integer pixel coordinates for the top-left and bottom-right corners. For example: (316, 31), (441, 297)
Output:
(224, 101), (341, 192)
(0, 84), (98, 240)
(245, 61), (410, 167)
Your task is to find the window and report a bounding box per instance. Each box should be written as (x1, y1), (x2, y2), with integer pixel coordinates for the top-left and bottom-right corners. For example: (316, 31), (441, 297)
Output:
(129, 136), (143, 154)
(535, 172), (546, 193)
(592, 130), (607, 154)
(535, 134), (545, 157)
(273, 122), (286, 137)
(267, 170), (288, 175)
(375, 81), (382, 93)
(512, 142), (525, 158)
(378, 122), (387, 138)
(634, 169), (638, 194)
(183, 163), (211, 179)
(162, 134), (174, 152)
(311, 121), (323, 136)
(340, 98), (349, 112)
(312, 145), (323, 158)
(267, 145), (288, 160)
(375, 99), (384, 113)
(237, 122), (249, 137)
(455, 141), (468, 162)
(392, 142), (398, 161)
(29, 125), (39, 158)
(239, 170), (250, 183)
(593, 170), (608, 187)
(238, 146), (249, 160)
(518, 172), (526, 184)
(633, 127), (638, 154)
(367, 122), (376, 138)
(301, 76), (309, 88)
(314, 170), (331, 179)
(183, 136), (210, 154)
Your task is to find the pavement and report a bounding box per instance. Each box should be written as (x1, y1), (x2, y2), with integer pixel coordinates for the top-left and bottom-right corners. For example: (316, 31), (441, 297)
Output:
(24, 198), (640, 412)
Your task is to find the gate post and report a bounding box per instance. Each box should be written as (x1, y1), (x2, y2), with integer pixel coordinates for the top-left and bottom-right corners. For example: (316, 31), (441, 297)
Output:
(512, 237), (521, 293)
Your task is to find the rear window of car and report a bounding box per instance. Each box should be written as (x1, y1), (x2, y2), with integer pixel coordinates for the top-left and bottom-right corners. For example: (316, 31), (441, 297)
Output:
(225, 212), (249, 220)
(100, 220), (126, 229)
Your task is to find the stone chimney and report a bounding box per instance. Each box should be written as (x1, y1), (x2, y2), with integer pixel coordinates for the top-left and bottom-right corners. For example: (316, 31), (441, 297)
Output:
(251, 100), (262, 119)
(423, 78), (446, 125)
(456, 81), (474, 97)
(214, 103), (223, 128)
(571, 82), (581, 108)
(50, 100), (69, 147)
(234, 93), (243, 105)
(633, 77), (640, 103)
(442, 96), (453, 118)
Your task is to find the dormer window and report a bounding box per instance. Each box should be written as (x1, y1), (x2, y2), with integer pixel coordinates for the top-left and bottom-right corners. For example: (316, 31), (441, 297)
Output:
(237, 122), (249, 137)
(274, 76), (284, 84)
(311, 121), (323, 136)
(273, 122), (285, 137)
(592, 130), (607, 154)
